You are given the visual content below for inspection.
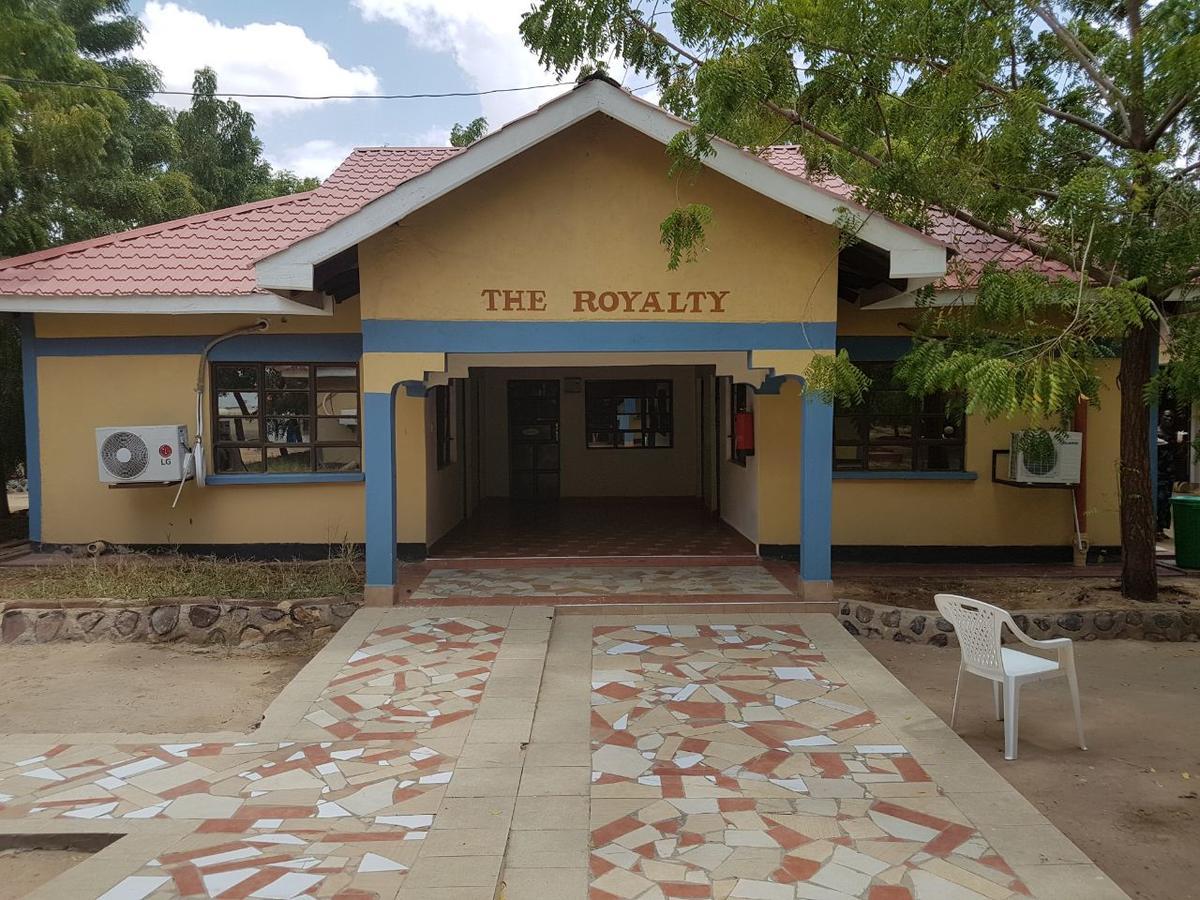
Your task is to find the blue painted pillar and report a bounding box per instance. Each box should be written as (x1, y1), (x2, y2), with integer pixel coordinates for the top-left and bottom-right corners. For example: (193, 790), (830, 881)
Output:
(18, 314), (41, 544)
(363, 388), (398, 601)
(800, 391), (834, 582)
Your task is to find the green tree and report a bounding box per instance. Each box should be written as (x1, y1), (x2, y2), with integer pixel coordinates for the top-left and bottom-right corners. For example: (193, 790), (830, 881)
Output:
(521, 0), (1200, 601)
(450, 116), (489, 148)
(0, 1), (316, 518)
(174, 68), (318, 209)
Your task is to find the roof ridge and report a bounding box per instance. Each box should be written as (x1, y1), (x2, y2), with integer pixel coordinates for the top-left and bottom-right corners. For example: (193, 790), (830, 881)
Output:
(0, 191), (315, 272)
(347, 146), (462, 152)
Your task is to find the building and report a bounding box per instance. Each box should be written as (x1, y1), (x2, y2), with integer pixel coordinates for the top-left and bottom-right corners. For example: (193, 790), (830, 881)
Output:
(0, 77), (1120, 605)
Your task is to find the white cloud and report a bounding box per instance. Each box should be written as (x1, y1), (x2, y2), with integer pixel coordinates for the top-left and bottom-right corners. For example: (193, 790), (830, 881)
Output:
(351, 0), (572, 126)
(269, 140), (357, 179)
(140, 2), (380, 118)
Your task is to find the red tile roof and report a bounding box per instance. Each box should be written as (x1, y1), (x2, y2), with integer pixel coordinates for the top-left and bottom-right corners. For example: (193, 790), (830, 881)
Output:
(762, 146), (1074, 290)
(0, 142), (1067, 299)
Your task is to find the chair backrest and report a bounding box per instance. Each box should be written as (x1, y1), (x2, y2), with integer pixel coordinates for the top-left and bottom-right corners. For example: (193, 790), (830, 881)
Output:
(934, 593), (1007, 678)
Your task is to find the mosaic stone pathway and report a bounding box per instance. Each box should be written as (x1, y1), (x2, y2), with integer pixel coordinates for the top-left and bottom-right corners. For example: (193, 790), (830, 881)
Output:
(0, 615), (509, 899)
(588, 624), (1032, 899)
(0, 597), (1124, 899)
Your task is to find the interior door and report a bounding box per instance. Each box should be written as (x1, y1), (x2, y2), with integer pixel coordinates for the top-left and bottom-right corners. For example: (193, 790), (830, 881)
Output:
(508, 379), (560, 500)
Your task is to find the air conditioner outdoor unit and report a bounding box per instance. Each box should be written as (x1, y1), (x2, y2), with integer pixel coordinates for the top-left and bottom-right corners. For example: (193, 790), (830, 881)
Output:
(96, 425), (190, 485)
(1008, 431), (1083, 485)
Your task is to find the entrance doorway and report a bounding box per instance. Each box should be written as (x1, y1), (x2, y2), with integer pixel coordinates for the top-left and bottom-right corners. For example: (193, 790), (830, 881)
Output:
(508, 379), (560, 500)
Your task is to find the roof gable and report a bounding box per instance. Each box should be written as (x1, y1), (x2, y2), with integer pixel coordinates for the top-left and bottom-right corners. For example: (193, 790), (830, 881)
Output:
(253, 78), (949, 293)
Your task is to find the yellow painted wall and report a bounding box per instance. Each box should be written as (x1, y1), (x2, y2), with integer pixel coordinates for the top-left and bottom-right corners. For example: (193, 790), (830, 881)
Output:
(359, 115), (840, 324)
(37, 355), (364, 546)
(833, 302), (1122, 548)
(755, 380), (803, 545)
(35, 296), (363, 338)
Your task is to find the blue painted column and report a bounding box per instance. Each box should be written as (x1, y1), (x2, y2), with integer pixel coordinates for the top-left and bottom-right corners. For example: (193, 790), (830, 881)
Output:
(18, 314), (41, 544)
(800, 391), (834, 582)
(363, 387), (398, 602)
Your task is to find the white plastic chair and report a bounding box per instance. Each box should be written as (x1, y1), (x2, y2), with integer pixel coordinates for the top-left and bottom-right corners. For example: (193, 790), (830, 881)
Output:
(934, 593), (1086, 761)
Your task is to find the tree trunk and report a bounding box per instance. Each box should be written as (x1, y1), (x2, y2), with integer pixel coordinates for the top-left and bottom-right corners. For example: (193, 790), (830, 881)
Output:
(0, 481), (9, 519)
(1118, 321), (1158, 602)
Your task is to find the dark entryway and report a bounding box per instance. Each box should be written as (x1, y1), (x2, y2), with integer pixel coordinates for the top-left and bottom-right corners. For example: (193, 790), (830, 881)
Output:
(508, 379), (560, 500)
(429, 498), (754, 559)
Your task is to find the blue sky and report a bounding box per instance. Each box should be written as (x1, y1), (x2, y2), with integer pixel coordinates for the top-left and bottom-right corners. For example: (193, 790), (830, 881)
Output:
(129, 1), (656, 179)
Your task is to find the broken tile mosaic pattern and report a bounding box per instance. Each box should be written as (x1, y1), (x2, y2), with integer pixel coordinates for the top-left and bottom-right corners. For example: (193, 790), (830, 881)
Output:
(588, 624), (1031, 899)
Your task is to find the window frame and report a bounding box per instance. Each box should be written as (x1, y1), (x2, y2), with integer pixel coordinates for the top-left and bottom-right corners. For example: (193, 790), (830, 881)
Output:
(210, 361), (361, 476)
(584, 379), (675, 450)
(833, 361), (966, 473)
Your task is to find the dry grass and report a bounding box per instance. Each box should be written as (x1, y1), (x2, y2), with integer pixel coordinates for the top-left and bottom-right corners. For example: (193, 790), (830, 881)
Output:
(0, 551), (362, 601)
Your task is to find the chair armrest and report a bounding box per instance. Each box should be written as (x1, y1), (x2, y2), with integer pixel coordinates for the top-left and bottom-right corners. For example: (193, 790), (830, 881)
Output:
(1005, 622), (1074, 653)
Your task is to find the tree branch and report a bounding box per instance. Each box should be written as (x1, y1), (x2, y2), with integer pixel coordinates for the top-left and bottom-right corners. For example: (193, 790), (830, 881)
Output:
(1024, 1), (1132, 136)
(1146, 92), (1194, 149)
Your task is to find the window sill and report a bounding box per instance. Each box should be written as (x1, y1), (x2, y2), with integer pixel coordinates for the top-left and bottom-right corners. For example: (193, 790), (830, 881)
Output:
(833, 471), (978, 481)
(205, 473), (365, 485)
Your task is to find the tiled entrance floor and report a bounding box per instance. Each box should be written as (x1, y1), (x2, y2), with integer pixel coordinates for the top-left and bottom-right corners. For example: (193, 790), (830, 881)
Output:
(0, 608), (1124, 899)
(411, 566), (793, 600)
(429, 499), (755, 559)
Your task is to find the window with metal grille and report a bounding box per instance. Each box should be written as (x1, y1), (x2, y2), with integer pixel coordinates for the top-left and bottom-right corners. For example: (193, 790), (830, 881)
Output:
(585, 379), (673, 449)
(833, 362), (965, 472)
(211, 363), (360, 475)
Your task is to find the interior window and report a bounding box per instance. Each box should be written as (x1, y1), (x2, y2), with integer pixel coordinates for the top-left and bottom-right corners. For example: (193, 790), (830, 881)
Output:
(211, 362), (360, 474)
(833, 362), (965, 472)
(585, 379), (674, 449)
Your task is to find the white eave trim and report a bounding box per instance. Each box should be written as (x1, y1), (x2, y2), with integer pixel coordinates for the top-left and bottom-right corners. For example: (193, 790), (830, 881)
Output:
(0, 293), (334, 315)
(861, 289), (977, 309)
(255, 80), (948, 292)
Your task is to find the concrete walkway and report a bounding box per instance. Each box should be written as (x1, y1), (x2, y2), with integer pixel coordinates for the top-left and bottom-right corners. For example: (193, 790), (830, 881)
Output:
(0, 603), (1124, 899)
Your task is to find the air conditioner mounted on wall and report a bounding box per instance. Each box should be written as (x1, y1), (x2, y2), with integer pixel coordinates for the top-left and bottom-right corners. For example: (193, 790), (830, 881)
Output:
(1008, 431), (1083, 485)
(96, 425), (190, 485)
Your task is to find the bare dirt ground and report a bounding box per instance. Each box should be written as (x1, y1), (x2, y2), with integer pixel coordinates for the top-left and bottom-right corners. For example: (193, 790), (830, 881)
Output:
(837, 575), (1198, 611)
(0, 642), (321, 734)
(0, 848), (94, 899)
(865, 638), (1200, 900)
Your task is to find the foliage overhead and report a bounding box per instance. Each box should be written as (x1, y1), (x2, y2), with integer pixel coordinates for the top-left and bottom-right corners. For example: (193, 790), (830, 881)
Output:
(520, 0), (1200, 416)
(450, 116), (489, 148)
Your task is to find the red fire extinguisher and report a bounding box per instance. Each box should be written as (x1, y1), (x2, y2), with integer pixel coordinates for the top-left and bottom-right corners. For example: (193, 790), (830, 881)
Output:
(734, 411), (755, 453)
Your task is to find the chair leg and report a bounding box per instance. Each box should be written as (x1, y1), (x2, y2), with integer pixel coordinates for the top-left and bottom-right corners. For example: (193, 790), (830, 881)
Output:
(950, 661), (964, 730)
(1066, 664), (1087, 751)
(1003, 679), (1020, 761)
(992, 680), (1003, 721)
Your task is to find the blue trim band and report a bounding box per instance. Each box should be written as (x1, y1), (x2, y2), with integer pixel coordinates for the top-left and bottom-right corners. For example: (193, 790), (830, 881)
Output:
(18, 315), (41, 542)
(837, 336), (912, 362)
(363, 390), (398, 588)
(800, 392), (833, 581)
(205, 472), (364, 485)
(833, 470), (978, 481)
(35, 333), (362, 360)
(363, 320), (838, 353)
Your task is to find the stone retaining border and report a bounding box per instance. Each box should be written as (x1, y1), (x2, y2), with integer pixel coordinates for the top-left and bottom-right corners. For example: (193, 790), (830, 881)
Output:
(0, 596), (363, 646)
(840, 598), (1200, 644)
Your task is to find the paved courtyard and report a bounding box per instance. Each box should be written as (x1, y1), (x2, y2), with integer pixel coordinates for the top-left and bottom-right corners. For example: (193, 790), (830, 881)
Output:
(0, 566), (1125, 899)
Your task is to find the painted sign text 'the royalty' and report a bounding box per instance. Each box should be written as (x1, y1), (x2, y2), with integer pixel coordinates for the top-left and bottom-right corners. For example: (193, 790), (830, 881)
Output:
(480, 289), (730, 315)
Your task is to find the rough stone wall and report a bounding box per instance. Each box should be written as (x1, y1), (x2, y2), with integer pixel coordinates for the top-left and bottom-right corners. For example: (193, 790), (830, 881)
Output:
(839, 599), (1200, 644)
(0, 596), (362, 646)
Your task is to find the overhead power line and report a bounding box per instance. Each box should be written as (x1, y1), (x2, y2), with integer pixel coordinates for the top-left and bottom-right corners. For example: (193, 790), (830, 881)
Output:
(0, 75), (658, 102)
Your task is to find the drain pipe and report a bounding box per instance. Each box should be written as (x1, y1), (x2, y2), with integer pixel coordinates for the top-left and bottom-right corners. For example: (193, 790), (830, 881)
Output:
(1072, 397), (1090, 566)
(171, 320), (269, 508)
